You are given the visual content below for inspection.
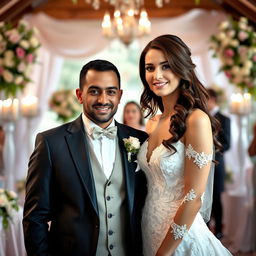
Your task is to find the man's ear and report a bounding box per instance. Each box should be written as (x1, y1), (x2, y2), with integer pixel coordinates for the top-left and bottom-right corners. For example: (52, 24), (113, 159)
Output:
(76, 88), (83, 104)
(119, 89), (123, 103)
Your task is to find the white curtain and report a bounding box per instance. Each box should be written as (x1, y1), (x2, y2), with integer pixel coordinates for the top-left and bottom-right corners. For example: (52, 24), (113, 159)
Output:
(14, 9), (228, 180)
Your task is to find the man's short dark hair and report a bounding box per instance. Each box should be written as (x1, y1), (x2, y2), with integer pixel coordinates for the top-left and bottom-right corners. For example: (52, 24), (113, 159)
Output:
(207, 88), (218, 101)
(79, 59), (121, 89)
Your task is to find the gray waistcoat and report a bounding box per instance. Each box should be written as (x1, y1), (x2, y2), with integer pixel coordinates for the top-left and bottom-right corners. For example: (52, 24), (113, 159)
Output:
(88, 139), (127, 256)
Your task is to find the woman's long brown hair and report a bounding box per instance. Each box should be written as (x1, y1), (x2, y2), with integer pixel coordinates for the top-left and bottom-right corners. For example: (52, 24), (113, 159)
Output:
(139, 34), (221, 153)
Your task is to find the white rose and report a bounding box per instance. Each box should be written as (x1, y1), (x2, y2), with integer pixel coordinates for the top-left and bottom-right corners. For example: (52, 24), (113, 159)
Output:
(5, 50), (14, 58)
(18, 62), (26, 72)
(20, 40), (30, 49)
(15, 75), (24, 85)
(230, 39), (239, 47)
(241, 67), (250, 76)
(0, 22), (4, 28)
(227, 30), (235, 38)
(219, 21), (229, 30)
(217, 32), (225, 41)
(8, 190), (17, 199)
(4, 57), (15, 68)
(0, 188), (4, 193)
(0, 58), (3, 66)
(19, 19), (29, 28)
(129, 136), (140, 149)
(231, 66), (240, 75)
(244, 60), (253, 69)
(3, 70), (13, 82)
(30, 37), (39, 48)
(0, 194), (8, 207)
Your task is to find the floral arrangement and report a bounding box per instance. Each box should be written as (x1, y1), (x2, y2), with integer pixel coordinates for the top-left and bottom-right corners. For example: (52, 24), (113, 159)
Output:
(210, 17), (256, 98)
(49, 89), (82, 123)
(0, 20), (40, 97)
(0, 189), (19, 229)
(123, 136), (140, 162)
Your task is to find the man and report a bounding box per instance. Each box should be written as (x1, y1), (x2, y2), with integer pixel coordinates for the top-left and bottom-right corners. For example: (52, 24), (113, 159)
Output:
(23, 60), (148, 256)
(207, 88), (231, 239)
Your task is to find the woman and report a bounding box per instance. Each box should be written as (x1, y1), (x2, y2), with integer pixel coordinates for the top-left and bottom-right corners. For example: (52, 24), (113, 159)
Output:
(248, 123), (256, 254)
(137, 34), (232, 255)
(123, 101), (145, 130)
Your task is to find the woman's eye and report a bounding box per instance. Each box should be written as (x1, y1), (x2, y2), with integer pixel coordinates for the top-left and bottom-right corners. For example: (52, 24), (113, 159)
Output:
(162, 64), (170, 70)
(145, 66), (154, 72)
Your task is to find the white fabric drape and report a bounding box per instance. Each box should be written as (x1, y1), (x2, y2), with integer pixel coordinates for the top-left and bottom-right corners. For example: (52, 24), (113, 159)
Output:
(13, 8), (228, 181)
(10, 8), (254, 253)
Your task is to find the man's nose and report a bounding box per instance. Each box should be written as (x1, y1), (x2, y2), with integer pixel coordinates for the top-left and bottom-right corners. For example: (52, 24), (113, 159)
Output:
(97, 92), (107, 104)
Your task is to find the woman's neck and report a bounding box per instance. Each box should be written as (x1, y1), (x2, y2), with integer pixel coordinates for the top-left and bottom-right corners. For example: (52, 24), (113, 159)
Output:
(161, 90), (179, 118)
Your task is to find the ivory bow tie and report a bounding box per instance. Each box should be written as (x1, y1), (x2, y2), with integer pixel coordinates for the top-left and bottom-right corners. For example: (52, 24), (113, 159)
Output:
(91, 126), (117, 140)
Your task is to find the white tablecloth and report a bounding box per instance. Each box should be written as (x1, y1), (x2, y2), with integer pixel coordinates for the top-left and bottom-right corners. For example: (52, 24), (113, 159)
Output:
(0, 207), (26, 256)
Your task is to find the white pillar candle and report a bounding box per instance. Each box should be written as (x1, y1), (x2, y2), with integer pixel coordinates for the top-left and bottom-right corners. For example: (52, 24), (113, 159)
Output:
(21, 96), (38, 117)
(1, 98), (19, 121)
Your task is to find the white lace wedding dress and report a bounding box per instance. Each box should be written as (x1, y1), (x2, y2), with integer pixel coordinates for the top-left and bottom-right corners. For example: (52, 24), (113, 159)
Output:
(137, 140), (232, 256)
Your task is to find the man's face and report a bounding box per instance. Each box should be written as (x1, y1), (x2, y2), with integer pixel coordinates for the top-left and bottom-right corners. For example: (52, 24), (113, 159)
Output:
(207, 97), (216, 111)
(76, 69), (122, 128)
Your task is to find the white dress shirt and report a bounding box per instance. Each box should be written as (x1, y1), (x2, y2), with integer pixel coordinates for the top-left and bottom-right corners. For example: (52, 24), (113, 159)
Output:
(82, 114), (116, 179)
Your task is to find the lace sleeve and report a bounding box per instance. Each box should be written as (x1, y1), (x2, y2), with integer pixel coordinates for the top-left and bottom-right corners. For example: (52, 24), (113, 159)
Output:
(185, 144), (212, 169)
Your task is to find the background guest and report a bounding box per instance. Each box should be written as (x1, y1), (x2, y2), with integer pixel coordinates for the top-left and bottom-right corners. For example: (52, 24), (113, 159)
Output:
(207, 88), (231, 239)
(123, 101), (145, 130)
(248, 122), (256, 254)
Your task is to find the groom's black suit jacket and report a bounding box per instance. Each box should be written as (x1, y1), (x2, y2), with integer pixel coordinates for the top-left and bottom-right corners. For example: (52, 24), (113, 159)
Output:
(23, 115), (148, 256)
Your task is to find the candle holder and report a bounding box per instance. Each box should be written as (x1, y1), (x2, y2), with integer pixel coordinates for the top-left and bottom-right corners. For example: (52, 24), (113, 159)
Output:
(21, 96), (39, 156)
(229, 91), (252, 195)
(0, 98), (19, 191)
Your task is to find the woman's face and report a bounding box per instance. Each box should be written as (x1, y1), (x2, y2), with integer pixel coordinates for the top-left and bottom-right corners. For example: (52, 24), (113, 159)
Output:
(144, 48), (180, 97)
(124, 103), (141, 125)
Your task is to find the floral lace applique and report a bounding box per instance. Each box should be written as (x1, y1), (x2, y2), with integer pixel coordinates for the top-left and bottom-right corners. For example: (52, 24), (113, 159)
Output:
(171, 222), (188, 240)
(183, 189), (197, 202)
(185, 144), (212, 169)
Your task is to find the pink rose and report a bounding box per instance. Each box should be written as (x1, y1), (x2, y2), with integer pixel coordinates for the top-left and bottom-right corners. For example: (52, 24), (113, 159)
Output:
(0, 66), (4, 75)
(253, 55), (256, 62)
(26, 53), (34, 63)
(238, 31), (248, 41)
(225, 48), (234, 58)
(225, 71), (232, 79)
(16, 47), (25, 59)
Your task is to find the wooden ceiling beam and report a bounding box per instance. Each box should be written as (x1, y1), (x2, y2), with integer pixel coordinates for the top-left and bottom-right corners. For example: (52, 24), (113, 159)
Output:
(0, 0), (34, 22)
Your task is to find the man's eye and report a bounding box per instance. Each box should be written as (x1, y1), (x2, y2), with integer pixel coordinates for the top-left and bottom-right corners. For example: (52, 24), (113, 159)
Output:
(145, 66), (154, 72)
(107, 90), (117, 95)
(89, 89), (99, 95)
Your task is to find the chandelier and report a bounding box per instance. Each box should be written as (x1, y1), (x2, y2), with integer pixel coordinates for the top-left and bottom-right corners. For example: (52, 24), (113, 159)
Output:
(74, 0), (170, 45)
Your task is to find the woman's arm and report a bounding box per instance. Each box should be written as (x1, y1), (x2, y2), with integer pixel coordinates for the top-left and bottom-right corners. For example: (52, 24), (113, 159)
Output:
(156, 109), (213, 256)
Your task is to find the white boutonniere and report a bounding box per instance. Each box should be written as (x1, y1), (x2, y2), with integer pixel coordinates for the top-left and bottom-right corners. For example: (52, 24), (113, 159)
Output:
(123, 136), (140, 162)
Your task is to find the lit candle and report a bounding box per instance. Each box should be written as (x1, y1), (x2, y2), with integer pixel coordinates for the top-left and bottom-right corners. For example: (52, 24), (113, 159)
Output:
(230, 92), (252, 115)
(21, 96), (38, 117)
(1, 98), (19, 121)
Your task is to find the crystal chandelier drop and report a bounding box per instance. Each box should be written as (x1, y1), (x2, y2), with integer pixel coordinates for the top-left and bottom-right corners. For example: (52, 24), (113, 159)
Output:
(82, 0), (170, 45)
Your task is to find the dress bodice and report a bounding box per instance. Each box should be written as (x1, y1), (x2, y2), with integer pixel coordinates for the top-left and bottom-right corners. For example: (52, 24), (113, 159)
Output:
(137, 140), (186, 256)
(137, 140), (232, 256)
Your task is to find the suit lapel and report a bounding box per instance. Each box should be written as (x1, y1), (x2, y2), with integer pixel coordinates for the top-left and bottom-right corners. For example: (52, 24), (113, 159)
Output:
(66, 116), (98, 216)
(116, 122), (135, 217)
